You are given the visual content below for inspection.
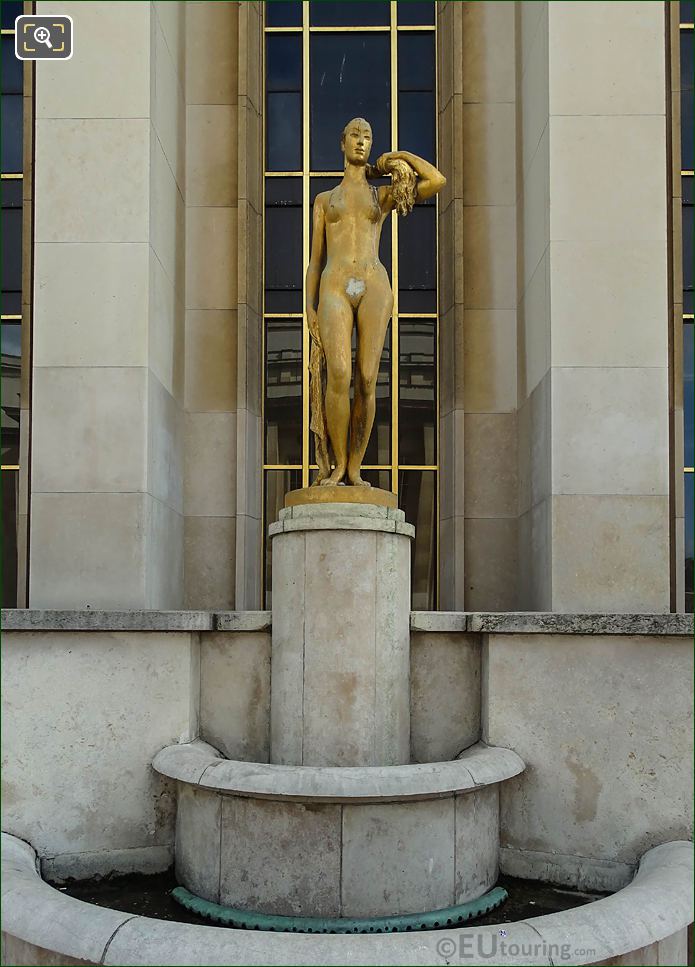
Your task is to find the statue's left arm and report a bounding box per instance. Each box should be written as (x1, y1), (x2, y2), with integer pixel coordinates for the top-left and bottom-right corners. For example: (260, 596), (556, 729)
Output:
(377, 150), (446, 201)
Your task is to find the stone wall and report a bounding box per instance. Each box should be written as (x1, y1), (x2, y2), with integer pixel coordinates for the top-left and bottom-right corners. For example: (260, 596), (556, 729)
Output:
(29, 0), (187, 609)
(2, 612), (691, 884)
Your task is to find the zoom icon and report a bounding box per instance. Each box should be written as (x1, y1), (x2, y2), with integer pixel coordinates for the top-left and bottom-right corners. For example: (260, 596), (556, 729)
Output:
(15, 15), (73, 60)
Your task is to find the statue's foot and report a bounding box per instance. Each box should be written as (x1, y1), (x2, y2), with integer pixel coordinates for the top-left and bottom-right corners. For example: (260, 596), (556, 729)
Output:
(320, 466), (347, 486)
(347, 474), (371, 488)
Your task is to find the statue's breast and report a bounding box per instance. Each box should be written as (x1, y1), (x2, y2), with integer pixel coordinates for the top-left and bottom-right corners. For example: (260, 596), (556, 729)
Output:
(325, 187), (381, 225)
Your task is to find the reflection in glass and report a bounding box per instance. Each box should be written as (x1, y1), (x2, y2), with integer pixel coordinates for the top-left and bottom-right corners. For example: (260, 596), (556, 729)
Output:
(398, 204), (436, 312)
(399, 470), (436, 608)
(265, 177), (303, 312)
(1, 324), (21, 474)
(265, 318), (303, 465)
(310, 1), (389, 26)
(399, 318), (435, 466)
(264, 469), (303, 606)
(310, 33), (390, 171)
(685, 323), (694, 468)
(266, 1), (302, 27)
(397, 1), (435, 25)
(685, 472), (694, 613)
(1, 94), (22, 172)
(2, 468), (18, 606)
(266, 35), (302, 171)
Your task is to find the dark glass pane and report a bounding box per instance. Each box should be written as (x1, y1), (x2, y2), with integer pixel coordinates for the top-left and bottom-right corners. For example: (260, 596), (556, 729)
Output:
(2, 36), (22, 93)
(399, 317), (435, 465)
(310, 33), (390, 171)
(264, 468), (303, 606)
(684, 174), (694, 205)
(682, 89), (694, 171)
(399, 91), (436, 163)
(1, 94), (22, 172)
(265, 317), (303, 464)
(681, 1), (695, 24)
(358, 469), (391, 490)
(310, 1), (390, 26)
(1, 1), (22, 29)
(398, 33), (435, 91)
(398, 469), (436, 608)
(2, 468), (18, 607)
(267, 34), (302, 90)
(397, 1), (434, 25)
(1, 291), (20, 314)
(685, 323), (694, 467)
(682, 30), (694, 92)
(266, 176), (303, 206)
(265, 177), (303, 311)
(1, 206), (21, 293)
(266, 1), (302, 27)
(684, 203), (693, 296)
(267, 92), (302, 171)
(685, 472), (693, 613)
(1, 177), (22, 207)
(398, 204), (436, 312)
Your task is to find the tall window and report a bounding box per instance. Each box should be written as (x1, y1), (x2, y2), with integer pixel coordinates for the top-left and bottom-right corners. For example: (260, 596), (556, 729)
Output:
(1, 0), (25, 607)
(681, 1), (694, 611)
(262, 0), (438, 608)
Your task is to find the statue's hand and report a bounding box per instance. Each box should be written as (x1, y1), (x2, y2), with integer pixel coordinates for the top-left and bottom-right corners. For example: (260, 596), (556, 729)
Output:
(376, 152), (396, 174)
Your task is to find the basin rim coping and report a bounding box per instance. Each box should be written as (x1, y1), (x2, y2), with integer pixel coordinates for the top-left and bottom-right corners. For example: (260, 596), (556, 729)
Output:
(1, 833), (692, 966)
(151, 740), (525, 801)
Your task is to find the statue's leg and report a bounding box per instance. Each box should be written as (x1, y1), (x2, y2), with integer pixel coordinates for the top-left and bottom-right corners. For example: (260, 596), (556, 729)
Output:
(347, 280), (392, 486)
(318, 291), (353, 485)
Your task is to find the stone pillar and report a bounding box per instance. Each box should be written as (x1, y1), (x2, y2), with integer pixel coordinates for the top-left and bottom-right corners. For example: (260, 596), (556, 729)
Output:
(517, 1), (671, 612)
(29, 0), (186, 608)
(269, 503), (413, 767)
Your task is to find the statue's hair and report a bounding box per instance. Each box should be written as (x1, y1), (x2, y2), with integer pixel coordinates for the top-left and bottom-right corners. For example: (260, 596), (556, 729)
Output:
(340, 117), (417, 216)
(377, 156), (417, 216)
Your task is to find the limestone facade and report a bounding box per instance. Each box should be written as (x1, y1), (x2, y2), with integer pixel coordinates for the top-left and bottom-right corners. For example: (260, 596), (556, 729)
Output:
(19, 0), (683, 612)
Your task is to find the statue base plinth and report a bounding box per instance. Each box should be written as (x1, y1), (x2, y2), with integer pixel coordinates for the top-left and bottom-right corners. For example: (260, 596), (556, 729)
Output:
(269, 501), (412, 767)
(284, 485), (397, 509)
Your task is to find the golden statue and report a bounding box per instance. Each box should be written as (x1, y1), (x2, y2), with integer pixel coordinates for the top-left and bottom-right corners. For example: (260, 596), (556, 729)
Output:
(306, 117), (446, 488)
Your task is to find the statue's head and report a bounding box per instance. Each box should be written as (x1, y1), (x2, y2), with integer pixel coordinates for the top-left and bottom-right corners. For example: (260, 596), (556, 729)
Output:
(340, 117), (372, 167)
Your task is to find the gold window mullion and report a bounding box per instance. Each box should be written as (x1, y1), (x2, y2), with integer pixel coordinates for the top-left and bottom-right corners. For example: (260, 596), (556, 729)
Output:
(301, 1), (311, 489)
(390, 0), (399, 496)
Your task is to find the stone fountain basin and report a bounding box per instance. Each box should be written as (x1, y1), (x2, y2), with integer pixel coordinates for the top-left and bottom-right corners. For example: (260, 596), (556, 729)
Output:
(1, 833), (692, 966)
(152, 741), (525, 918)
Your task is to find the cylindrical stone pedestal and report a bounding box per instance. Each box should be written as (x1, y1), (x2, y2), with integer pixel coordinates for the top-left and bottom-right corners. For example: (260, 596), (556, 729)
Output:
(269, 501), (414, 767)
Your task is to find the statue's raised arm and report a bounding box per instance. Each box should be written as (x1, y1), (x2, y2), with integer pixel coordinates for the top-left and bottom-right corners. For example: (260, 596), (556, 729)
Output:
(306, 118), (445, 489)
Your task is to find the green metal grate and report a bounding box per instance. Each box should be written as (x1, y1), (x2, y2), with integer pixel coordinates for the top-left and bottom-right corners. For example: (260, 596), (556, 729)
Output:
(171, 885), (507, 934)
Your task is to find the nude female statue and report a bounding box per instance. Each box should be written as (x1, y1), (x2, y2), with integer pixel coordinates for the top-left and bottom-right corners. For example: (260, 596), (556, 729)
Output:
(306, 117), (446, 487)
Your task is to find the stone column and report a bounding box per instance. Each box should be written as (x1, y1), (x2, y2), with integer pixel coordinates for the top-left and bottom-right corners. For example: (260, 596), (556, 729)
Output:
(269, 503), (413, 767)
(517, 1), (671, 612)
(29, 0), (186, 608)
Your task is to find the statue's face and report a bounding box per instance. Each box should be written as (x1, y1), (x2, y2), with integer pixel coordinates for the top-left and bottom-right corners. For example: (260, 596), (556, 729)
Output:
(341, 120), (372, 166)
